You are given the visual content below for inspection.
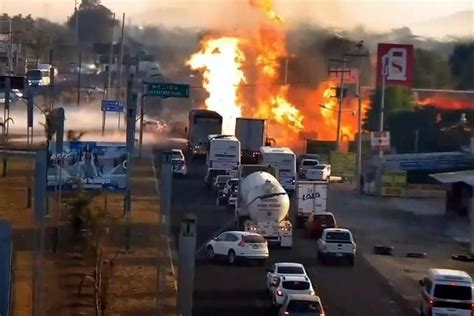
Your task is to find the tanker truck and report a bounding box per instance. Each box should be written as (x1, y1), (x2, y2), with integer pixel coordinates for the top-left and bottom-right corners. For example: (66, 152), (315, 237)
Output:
(235, 165), (293, 248)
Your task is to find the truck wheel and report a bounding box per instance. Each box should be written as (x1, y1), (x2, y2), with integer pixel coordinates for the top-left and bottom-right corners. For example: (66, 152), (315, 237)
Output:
(227, 250), (236, 265)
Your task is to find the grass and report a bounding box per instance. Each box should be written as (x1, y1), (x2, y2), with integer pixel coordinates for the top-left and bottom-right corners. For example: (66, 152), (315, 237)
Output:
(1, 153), (177, 315)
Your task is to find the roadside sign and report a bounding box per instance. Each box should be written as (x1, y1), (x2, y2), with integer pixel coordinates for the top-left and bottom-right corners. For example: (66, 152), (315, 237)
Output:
(101, 100), (124, 112)
(370, 131), (390, 151)
(329, 151), (356, 180)
(381, 170), (407, 197)
(376, 43), (414, 88)
(146, 83), (190, 98)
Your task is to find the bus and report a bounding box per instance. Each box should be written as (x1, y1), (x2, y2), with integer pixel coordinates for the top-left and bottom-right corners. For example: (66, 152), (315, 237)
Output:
(187, 110), (223, 157)
(259, 146), (297, 192)
(206, 135), (241, 171)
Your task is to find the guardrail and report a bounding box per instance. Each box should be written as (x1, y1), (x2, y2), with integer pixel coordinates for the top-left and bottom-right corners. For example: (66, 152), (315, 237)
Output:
(0, 220), (13, 316)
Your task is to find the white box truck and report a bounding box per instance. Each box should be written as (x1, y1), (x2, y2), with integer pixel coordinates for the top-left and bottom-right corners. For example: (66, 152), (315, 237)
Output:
(235, 165), (292, 247)
(295, 181), (328, 227)
(235, 118), (265, 164)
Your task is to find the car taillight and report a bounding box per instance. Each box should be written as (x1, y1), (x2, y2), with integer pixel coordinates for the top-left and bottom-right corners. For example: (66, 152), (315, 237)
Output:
(352, 243), (356, 251)
(283, 312), (289, 315)
(238, 240), (245, 247)
(276, 290), (283, 296)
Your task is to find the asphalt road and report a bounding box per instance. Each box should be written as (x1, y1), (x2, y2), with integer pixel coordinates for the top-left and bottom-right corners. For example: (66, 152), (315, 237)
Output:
(168, 156), (417, 316)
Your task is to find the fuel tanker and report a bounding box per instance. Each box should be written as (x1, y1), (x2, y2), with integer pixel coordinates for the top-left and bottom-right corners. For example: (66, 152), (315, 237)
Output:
(235, 165), (293, 247)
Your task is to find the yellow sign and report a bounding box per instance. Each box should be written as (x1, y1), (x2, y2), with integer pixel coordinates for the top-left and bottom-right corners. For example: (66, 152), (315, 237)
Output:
(381, 170), (407, 196)
(329, 151), (356, 180)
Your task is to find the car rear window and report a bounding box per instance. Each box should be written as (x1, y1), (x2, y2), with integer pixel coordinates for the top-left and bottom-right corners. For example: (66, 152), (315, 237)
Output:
(433, 284), (472, 301)
(217, 176), (231, 183)
(282, 281), (310, 290)
(312, 165), (326, 170)
(277, 266), (305, 274)
(302, 160), (318, 166)
(315, 214), (335, 225)
(287, 300), (322, 313)
(243, 235), (265, 243)
(325, 232), (351, 242)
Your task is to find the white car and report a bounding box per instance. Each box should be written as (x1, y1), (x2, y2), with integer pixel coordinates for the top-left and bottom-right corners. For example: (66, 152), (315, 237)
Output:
(270, 274), (316, 306)
(278, 294), (325, 316)
(298, 158), (319, 178)
(317, 228), (356, 265)
(171, 149), (187, 176)
(306, 164), (331, 182)
(266, 262), (308, 291)
(206, 231), (269, 265)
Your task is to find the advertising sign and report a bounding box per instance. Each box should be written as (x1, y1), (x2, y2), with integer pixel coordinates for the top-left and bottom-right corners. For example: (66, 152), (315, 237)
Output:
(381, 170), (407, 197)
(47, 141), (128, 191)
(376, 43), (414, 88)
(329, 151), (356, 180)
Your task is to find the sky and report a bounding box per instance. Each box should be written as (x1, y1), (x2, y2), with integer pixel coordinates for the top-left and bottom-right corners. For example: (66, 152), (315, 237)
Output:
(1, 0), (473, 37)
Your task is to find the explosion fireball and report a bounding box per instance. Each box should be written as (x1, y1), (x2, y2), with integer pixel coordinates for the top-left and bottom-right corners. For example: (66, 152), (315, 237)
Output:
(186, 0), (367, 149)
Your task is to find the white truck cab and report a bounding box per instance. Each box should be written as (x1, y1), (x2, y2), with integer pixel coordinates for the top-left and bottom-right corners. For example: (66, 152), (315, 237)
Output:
(419, 269), (473, 316)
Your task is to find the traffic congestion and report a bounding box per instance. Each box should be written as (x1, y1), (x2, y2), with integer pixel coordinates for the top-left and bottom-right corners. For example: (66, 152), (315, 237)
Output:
(166, 109), (417, 315)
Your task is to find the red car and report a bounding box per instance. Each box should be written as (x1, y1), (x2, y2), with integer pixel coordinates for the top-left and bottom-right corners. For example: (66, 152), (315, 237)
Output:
(305, 212), (337, 239)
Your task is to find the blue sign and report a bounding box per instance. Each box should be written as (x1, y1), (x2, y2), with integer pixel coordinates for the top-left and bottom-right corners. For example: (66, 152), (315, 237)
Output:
(146, 83), (190, 98)
(101, 100), (124, 112)
(47, 141), (128, 191)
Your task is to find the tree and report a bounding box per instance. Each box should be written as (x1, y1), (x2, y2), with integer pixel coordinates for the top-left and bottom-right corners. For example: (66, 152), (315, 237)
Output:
(414, 48), (452, 89)
(363, 86), (415, 131)
(449, 43), (474, 89)
(67, 0), (118, 44)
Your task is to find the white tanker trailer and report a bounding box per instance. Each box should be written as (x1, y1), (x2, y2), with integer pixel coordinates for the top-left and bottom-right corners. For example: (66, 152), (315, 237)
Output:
(235, 166), (293, 247)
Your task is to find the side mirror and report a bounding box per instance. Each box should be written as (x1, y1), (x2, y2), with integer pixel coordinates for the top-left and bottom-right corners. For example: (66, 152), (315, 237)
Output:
(419, 280), (424, 286)
(213, 237), (219, 241)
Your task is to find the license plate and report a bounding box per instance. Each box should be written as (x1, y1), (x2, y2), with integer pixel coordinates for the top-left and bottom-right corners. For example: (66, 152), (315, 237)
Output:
(252, 245), (259, 249)
(336, 253), (343, 257)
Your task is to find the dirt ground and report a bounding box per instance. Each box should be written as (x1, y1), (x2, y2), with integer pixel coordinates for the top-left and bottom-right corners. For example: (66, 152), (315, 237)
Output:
(2, 153), (176, 316)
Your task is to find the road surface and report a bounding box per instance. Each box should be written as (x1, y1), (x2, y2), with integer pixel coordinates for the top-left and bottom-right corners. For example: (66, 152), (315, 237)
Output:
(164, 154), (417, 316)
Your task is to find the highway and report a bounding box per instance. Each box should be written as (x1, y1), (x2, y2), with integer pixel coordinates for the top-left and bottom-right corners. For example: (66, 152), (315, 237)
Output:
(166, 155), (417, 316)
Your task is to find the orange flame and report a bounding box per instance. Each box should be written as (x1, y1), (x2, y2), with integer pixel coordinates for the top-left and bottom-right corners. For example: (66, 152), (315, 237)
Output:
(185, 0), (369, 150)
(186, 37), (246, 134)
(417, 94), (473, 110)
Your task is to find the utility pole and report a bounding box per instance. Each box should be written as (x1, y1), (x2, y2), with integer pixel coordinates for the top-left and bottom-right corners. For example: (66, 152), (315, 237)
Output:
(105, 13), (116, 100)
(75, 1), (81, 107)
(344, 42), (369, 194)
(328, 58), (351, 151)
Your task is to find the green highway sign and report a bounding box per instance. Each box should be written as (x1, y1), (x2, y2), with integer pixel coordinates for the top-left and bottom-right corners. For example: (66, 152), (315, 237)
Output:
(146, 83), (190, 98)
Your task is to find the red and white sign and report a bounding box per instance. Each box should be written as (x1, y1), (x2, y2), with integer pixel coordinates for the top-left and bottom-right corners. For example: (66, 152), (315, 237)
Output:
(370, 131), (390, 151)
(329, 68), (359, 85)
(376, 43), (414, 88)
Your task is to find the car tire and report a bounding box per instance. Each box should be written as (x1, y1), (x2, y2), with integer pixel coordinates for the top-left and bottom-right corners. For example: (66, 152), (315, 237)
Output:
(227, 249), (236, 265)
(206, 246), (215, 261)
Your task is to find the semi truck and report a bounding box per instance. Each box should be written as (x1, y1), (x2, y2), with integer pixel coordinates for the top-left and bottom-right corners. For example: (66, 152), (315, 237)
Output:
(235, 165), (293, 248)
(295, 181), (328, 227)
(187, 110), (223, 157)
(235, 118), (266, 163)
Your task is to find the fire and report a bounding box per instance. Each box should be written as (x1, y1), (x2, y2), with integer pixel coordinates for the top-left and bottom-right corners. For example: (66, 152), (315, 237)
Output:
(185, 0), (367, 150)
(417, 94), (473, 109)
(186, 37), (246, 134)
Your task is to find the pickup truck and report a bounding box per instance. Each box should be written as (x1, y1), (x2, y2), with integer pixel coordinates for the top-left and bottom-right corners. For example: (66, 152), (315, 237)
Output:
(317, 228), (356, 266)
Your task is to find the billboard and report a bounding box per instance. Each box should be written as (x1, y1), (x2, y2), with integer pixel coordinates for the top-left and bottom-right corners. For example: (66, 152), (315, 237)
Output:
(47, 141), (128, 191)
(330, 151), (356, 180)
(376, 43), (414, 88)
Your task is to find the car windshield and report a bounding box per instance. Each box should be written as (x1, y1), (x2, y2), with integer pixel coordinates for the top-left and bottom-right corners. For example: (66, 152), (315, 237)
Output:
(287, 300), (322, 313)
(242, 234), (265, 243)
(27, 70), (42, 80)
(282, 281), (310, 290)
(277, 266), (305, 274)
(325, 232), (351, 242)
(433, 284), (472, 300)
(303, 160), (318, 166)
